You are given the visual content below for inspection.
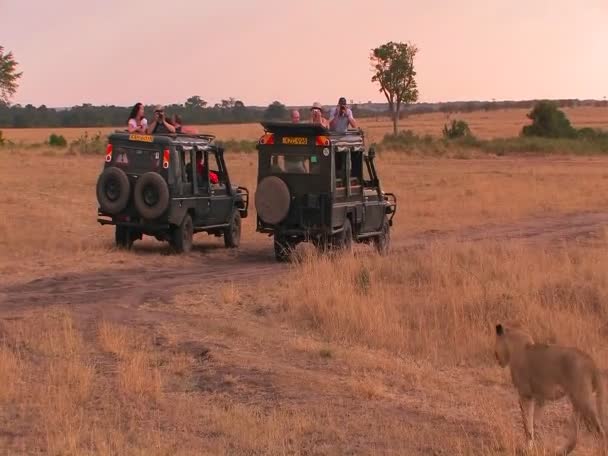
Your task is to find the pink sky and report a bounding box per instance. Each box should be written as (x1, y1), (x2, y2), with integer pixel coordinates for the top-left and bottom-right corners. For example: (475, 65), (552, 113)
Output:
(3, 0), (607, 107)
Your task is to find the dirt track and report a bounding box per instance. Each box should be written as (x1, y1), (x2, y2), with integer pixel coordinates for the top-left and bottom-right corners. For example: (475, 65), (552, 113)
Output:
(1, 210), (608, 314)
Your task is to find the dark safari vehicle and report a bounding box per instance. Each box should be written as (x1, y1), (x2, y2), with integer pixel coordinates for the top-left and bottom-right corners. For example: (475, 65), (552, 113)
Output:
(254, 122), (397, 261)
(96, 132), (249, 253)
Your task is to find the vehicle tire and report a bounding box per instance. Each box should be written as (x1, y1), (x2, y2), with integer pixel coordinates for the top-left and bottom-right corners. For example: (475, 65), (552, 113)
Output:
(373, 217), (391, 255)
(274, 235), (293, 262)
(133, 172), (170, 220)
(97, 167), (130, 215)
(170, 214), (193, 253)
(255, 176), (290, 225)
(333, 218), (353, 252)
(224, 210), (241, 248)
(115, 225), (137, 250)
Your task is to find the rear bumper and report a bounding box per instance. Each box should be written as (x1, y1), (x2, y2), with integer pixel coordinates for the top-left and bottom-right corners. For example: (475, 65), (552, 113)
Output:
(97, 211), (170, 231)
(257, 221), (339, 238)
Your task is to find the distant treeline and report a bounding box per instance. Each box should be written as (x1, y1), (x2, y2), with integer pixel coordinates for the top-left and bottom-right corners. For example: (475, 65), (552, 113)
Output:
(0, 96), (606, 128)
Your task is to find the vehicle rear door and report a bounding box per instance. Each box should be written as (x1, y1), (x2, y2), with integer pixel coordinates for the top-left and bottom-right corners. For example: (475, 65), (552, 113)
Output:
(361, 155), (385, 233)
(207, 151), (233, 225)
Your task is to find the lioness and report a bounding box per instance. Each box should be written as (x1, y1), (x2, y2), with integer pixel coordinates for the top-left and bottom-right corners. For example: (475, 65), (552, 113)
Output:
(494, 323), (606, 454)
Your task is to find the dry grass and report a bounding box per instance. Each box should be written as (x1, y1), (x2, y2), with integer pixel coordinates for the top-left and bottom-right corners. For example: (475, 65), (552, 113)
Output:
(3, 112), (608, 454)
(277, 240), (608, 366)
(4, 146), (608, 283)
(3, 239), (608, 454)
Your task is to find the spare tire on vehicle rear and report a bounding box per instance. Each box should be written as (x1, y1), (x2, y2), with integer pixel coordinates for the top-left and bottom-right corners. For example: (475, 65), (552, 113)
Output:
(133, 172), (170, 220)
(96, 167), (130, 215)
(255, 176), (290, 225)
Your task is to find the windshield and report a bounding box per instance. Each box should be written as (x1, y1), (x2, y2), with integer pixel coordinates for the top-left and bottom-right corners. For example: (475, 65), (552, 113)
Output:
(270, 153), (320, 175)
(111, 145), (163, 174)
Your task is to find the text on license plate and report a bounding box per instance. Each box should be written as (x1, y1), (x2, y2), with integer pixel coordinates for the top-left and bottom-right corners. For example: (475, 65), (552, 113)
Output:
(282, 136), (308, 145)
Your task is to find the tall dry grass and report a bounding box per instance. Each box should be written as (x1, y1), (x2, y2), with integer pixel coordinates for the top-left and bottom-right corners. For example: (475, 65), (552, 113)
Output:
(4, 148), (608, 283)
(2, 239), (608, 453)
(278, 239), (608, 366)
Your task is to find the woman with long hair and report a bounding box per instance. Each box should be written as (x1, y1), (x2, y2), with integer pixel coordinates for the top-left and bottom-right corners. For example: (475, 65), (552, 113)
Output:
(127, 102), (148, 133)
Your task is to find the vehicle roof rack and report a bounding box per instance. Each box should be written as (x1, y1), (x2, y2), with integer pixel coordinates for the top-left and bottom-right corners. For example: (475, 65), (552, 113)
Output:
(261, 121), (329, 136)
(110, 130), (216, 145)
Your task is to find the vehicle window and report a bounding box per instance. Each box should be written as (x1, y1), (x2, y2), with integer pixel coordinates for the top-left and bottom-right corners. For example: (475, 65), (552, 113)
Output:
(182, 150), (191, 183)
(335, 151), (347, 187)
(270, 154), (320, 174)
(350, 151), (362, 183)
(363, 159), (374, 187)
(209, 152), (225, 184)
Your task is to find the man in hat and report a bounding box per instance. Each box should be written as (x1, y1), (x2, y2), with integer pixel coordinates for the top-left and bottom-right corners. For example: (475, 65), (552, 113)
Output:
(329, 97), (357, 133)
(148, 105), (176, 134)
(310, 102), (329, 128)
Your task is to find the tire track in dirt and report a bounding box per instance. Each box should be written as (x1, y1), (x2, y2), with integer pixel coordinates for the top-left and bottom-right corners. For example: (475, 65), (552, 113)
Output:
(1, 211), (608, 313)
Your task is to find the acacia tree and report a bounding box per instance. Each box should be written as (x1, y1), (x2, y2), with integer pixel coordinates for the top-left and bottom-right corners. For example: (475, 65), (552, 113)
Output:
(370, 41), (419, 134)
(0, 46), (22, 105)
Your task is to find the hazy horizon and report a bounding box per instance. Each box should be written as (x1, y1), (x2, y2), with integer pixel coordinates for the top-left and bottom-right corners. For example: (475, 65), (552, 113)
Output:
(3, 0), (607, 108)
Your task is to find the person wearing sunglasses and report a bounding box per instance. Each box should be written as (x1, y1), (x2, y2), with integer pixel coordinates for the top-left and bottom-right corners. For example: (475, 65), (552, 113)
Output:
(148, 105), (176, 134)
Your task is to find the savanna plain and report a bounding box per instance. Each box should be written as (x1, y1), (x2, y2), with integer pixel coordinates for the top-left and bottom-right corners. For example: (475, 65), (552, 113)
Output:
(2, 107), (608, 455)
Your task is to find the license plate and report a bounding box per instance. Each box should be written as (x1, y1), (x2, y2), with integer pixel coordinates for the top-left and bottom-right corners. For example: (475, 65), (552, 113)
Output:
(282, 136), (308, 145)
(128, 134), (154, 142)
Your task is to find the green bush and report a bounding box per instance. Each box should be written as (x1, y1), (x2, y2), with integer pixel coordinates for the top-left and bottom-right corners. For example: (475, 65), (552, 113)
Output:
(378, 126), (608, 156)
(48, 133), (67, 147)
(522, 101), (577, 138)
(442, 119), (472, 139)
(69, 132), (105, 155)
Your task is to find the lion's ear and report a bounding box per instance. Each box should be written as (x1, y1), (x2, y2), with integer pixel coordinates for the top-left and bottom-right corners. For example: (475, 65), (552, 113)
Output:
(496, 324), (504, 336)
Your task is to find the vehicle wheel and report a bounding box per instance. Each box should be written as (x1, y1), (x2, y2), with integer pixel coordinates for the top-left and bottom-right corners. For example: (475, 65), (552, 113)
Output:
(170, 214), (193, 253)
(255, 176), (291, 225)
(224, 210), (241, 248)
(373, 217), (391, 255)
(274, 236), (294, 262)
(97, 167), (130, 214)
(333, 218), (353, 252)
(133, 172), (170, 220)
(115, 225), (136, 250)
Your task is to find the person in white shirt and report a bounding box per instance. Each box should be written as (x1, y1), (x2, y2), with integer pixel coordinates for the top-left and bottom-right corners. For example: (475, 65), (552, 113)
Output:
(127, 102), (148, 134)
(329, 97), (357, 133)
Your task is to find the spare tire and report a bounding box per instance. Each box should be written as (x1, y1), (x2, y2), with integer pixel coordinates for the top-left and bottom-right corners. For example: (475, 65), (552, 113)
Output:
(255, 176), (290, 225)
(133, 172), (170, 220)
(96, 167), (130, 215)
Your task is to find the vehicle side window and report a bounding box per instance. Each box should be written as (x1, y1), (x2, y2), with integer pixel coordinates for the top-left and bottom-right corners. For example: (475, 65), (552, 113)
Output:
(183, 150), (192, 183)
(363, 159), (374, 187)
(209, 152), (225, 185)
(335, 151), (347, 188)
(350, 151), (362, 184)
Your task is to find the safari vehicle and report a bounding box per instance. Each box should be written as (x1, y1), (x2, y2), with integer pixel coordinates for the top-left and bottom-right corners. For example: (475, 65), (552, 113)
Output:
(254, 122), (396, 261)
(96, 132), (249, 253)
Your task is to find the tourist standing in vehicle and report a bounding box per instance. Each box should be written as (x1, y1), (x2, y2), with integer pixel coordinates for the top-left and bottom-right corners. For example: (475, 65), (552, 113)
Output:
(148, 105), (176, 134)
(172, 114), (197, 134)
(329, 97), (357, 133)
(127, 102), (148, 133)
(291, 110), (300, 123)
(310, 102), (329, 128)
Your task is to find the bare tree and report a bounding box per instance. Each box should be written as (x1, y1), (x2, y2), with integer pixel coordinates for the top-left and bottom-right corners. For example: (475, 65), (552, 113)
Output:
(370, 41), (419, 134)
